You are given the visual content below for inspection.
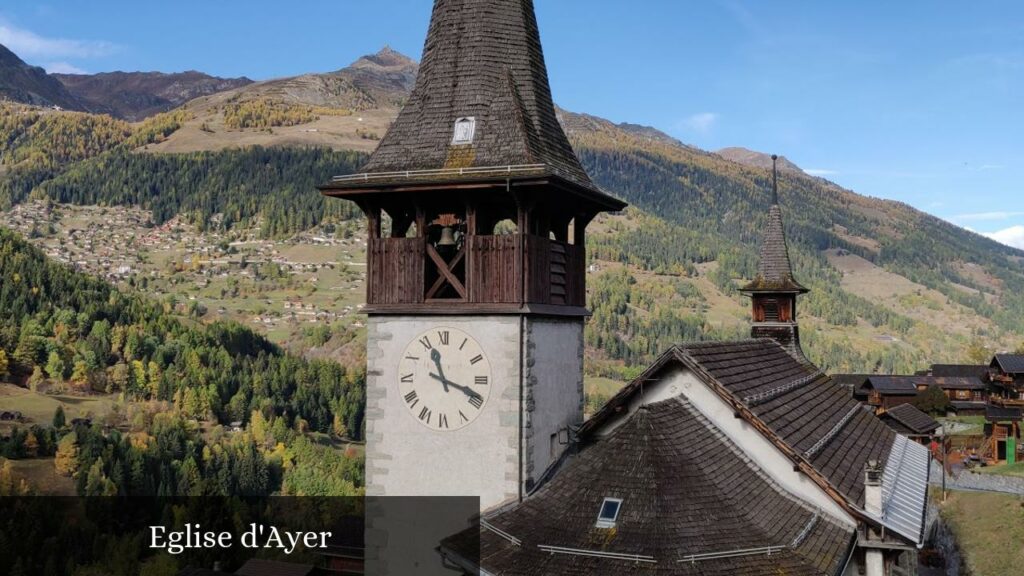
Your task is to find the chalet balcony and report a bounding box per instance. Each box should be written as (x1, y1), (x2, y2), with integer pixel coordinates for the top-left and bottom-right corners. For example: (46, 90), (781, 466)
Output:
(365, 233), (585, 312)
(991, 396), (1024, 408)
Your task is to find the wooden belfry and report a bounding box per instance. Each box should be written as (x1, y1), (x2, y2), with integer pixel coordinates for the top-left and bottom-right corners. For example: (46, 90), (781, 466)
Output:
(320, 0), (625, 316)
(740, 155), (809, 352)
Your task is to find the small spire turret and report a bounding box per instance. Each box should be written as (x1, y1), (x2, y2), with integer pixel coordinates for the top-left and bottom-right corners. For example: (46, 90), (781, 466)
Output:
(741, 154), (808, 358)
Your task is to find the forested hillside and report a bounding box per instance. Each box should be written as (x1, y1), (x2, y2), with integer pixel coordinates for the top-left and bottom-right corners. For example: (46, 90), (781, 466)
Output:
(566, 111), (1024, 341)
(0, 226), (365, 496)
(38, 146), (365, 236)
(0, 104), (190, 209)
(2, 49), (1023, 377)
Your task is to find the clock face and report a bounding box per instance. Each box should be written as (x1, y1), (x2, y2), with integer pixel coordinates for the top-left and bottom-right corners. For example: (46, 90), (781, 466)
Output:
(398, 327), (492, 431)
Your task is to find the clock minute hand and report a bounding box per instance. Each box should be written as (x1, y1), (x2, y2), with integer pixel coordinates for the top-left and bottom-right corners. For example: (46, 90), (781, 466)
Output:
(429, 348), (449, 392)
(428, 373), (482, 401)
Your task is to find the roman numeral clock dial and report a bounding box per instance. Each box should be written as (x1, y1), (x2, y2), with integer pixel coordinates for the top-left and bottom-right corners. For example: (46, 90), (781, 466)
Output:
(398, 327), (492, 431)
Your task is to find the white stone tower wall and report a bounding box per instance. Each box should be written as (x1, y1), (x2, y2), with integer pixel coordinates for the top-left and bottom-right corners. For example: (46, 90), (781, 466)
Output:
(364, 315), (584, 510)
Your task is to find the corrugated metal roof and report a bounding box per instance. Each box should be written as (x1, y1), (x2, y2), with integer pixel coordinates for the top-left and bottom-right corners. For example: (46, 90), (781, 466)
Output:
(879, 434), (930, 545)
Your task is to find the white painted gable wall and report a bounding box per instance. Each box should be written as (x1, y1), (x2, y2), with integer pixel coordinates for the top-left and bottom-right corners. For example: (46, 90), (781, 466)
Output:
(595, 364), (857, 528)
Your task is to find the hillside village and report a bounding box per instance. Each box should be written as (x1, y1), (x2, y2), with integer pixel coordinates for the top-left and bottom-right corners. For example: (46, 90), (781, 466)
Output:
(0, 201), (369, 349)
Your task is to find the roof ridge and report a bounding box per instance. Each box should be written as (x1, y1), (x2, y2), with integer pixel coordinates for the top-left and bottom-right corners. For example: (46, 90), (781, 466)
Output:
(672, 397), (850, 534)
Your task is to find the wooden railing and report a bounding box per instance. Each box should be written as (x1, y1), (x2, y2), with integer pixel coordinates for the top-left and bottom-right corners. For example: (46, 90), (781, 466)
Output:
(469, 234), (520, 304)
(366, 234), (585, 308)
(367, 237), (424, 305)
(991, 396), (1024, 408)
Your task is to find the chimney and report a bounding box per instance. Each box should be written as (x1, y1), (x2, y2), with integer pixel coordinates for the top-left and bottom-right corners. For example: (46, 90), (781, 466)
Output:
(864, 459), (883, 517)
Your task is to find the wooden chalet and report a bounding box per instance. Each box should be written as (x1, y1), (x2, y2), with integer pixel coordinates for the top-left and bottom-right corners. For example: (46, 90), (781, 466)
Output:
(848, 374), (988, 415)
(852, 376), (920, 410)
(927, 364), (988, 379)
(938, 377), (989, 415)
(878, 404), (940, 443)
(988, 353), (1024, 409)
(319, 0), (625, 318)
(981, 404), (1021, 466)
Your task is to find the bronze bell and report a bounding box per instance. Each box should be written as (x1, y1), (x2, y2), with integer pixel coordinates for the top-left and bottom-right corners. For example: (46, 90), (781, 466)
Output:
(438, 226), (457, 247)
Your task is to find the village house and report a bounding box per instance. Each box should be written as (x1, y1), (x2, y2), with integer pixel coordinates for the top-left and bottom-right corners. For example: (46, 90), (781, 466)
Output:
(988, 353), (1024, 406)
(848, 374), (988, 416)
(877, 404), (939, 444)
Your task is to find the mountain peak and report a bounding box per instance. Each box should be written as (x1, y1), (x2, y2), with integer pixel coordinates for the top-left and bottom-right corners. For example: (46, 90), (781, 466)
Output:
(717, 147), (802, 173)
(0, 42), (87, 110)
(349, 46), (417, 71)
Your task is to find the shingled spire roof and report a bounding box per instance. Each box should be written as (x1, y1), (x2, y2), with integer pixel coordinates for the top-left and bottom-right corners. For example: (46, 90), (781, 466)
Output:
(742, 155), (808, 293)
(324, 0), (622, 209)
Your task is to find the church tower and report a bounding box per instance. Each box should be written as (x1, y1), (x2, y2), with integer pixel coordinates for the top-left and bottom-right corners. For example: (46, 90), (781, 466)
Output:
(321, 0), (625, 509)
(740, 155), (808, 358)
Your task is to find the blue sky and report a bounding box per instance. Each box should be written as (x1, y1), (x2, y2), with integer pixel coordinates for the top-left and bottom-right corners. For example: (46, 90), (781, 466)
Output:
(2, 1), (1021, 248)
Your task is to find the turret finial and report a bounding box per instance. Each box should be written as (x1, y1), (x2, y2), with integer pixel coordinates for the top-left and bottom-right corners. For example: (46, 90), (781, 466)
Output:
(771, 154), (779, 204)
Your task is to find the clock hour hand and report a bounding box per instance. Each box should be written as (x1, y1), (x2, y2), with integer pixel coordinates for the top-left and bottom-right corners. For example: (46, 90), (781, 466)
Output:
(429, 348), (449, 392)
(428, 373), (482, 401)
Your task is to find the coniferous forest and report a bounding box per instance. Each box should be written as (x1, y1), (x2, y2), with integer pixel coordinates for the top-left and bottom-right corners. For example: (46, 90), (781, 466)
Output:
(0, 227), (365, 497)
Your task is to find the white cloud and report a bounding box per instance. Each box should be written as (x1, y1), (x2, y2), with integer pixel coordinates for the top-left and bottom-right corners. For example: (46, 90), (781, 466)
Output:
(804, 168), (838, 176)
(983, 225), (1024, 250)
(951, 211), (1024, 222)
(681, 112), (719, 134)
(0, 18), (116, 60)
(43, 61), (87, 74)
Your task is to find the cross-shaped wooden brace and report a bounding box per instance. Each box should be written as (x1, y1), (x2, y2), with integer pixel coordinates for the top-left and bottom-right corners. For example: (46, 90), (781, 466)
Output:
(425, 243), (467, 300)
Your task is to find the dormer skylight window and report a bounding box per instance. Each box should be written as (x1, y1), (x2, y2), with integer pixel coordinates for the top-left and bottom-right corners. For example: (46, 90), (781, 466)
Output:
(595, 497), (622, 528)
(452, 117), (476, 144)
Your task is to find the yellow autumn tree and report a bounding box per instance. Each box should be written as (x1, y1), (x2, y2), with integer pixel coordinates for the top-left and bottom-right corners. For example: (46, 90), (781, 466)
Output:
(55, 432), (79, 477)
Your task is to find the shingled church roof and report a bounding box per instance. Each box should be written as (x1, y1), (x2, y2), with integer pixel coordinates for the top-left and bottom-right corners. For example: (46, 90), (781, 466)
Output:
(323, 0), (623, 209)
(581, 339), (929, 545)
(742, 157), (808, 293)
(444, 397), (853, 575)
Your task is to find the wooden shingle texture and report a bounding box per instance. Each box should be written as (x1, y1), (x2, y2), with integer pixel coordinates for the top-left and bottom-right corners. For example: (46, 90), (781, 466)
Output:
(741, 204), (807, 293)
(453, 397), (852, 575)
(348, 0), (604, 198)
(584, 340), (911, 517)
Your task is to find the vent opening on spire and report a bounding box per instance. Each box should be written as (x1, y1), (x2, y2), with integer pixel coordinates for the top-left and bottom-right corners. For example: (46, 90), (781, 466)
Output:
(452, 117), (476, 145)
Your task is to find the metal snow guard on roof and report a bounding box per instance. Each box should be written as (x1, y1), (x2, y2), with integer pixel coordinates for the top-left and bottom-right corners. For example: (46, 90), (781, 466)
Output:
(880, 434), (930, 545)
(331, 164), (549, 183)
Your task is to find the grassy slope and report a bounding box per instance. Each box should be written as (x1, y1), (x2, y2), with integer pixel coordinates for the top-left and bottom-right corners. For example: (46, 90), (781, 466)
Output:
(940, 490), (1024, 575)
